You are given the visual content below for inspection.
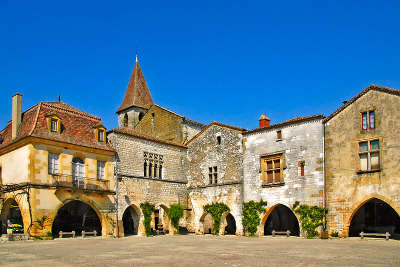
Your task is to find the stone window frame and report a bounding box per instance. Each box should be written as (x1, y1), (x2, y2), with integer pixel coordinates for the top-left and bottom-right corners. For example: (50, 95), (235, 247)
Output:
(144, 152), (163, 179)
(260, 152), (285, 187)
(361, 110), (375, 131)
(357, 139), (380, 173)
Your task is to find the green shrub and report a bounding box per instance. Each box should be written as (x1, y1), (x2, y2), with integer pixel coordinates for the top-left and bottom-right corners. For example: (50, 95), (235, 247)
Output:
(140, 202), (155, 237)
(203, 203), (230, 235)
(331, 231), (339, 237)
(242, 200), (267, 236)
(293, 201), (328, 238)
(168, 204), (184, 233)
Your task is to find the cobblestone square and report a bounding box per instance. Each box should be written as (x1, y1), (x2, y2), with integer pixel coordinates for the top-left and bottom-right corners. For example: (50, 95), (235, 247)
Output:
(1, 235), (399, 266)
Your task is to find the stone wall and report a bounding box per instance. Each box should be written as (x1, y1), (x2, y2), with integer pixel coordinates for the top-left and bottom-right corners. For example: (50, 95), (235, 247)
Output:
(186, 124), (244, 235)
(243, 118), (324, 235)
(325, 90), (400, 237)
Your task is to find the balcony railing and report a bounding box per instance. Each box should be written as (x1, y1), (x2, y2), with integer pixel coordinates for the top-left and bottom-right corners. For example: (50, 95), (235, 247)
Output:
(51, 174), (111, 192)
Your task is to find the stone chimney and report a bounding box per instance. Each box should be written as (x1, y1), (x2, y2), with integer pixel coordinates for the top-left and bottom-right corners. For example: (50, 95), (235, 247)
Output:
(12, 93), (22, 140)
(259, 114), (270, 128)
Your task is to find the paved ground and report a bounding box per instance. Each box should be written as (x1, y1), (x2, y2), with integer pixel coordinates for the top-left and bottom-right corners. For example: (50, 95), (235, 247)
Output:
(0, 235), (399, 267)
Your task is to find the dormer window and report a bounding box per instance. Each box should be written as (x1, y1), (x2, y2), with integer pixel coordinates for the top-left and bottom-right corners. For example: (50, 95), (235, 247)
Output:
(94, 125), (107, 143)
(46, 115), (61, 134)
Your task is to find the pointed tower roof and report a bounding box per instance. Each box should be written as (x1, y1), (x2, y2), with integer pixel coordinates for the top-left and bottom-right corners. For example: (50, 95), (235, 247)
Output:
(116, 59), (154, 113)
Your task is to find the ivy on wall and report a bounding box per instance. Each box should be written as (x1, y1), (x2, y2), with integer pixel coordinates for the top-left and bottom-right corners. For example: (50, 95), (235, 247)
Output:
(203, 202), (230, 235)
(140, 202), (155, 237)
(292, 201), (327, 238)
(168, 204), (184, 233)
(242, 200), (267, 236)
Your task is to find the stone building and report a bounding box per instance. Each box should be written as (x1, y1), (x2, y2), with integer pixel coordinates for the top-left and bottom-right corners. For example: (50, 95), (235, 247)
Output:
(108, 59), (205, 236)
(243, 114), (325, 236)
(185, 122), (245, 235)
(0, 94), (116, 237)
(325, 85), (400, 239)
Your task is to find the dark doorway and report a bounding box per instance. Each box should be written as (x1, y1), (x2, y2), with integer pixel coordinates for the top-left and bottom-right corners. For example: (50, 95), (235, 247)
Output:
(122, 206), (139, 236)
(52, 200), (101, 237)
(1, 199), (24, 234)
(224, 213), (236, 235)
(264, 205), (300, 236)
(349, 198), (400, 238)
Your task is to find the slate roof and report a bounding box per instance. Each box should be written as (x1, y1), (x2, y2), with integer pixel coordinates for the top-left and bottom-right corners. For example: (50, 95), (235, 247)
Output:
(324, 84), (400, 123)
(0, 101), (114, 151)
(116, 60), (154, 113)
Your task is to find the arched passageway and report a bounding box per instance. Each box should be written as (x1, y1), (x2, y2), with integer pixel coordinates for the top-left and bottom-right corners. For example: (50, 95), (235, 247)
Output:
(52, 200), (102, 237)
(349, 198), (400, 238)
(264, 205), (300, 236)
(122, 206), (139, 236)
(1, 199), (24, 234)
(224, 213), (236, 235)
(154, 205), (169, 234)
(202, 213), (213, 234)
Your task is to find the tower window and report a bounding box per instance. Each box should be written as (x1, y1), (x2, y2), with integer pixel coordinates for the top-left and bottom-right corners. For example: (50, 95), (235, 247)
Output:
(139, 112), (144, 121)
(123, 114), (128, 127)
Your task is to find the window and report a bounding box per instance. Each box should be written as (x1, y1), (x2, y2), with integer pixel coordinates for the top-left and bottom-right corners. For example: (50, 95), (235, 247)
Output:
(362, 111), (375, 130)
(261, 154), (283, 184)
(48, 153), (59, 175)
(276, 130), (282, 140)
(138, 112), (144, 121)
(72, 157), (85, 188)
(98, 129), (105, 143)
(51, 119), (58, 132)
(359, 140), (380, 171)
(209, 166), (218, 184)
(217, 136), (221, 145)
(298, 161), (305, 177)
(123, 114), (128, 127)
(143, 152), (163, 179)
(97, 161), (105, 180)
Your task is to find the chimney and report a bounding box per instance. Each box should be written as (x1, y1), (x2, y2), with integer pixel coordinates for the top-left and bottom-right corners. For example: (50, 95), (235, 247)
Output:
(259, 114), (270, 128)
(12, 93), (22, 140)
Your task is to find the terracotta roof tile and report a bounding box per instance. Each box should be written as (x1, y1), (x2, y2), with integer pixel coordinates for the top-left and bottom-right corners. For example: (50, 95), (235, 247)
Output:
(244, 114), (325, 135)
(0, 101), (114, 152)
(324, 84), (400, 123)
(185, 121), (246, 145)
(116, 61), (154, 113)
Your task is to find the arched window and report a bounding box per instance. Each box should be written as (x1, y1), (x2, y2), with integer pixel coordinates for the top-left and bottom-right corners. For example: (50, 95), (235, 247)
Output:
(159, 164), (162, 179)
(138, 112), (144, 122)
(123, 114), (128, 128)
(72, 157), (84, 188)
(149, 162), (152, 177)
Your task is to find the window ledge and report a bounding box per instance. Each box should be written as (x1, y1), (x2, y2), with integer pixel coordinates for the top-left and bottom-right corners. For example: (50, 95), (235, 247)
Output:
(356, 169), (381, 175)
(262, 182), (285, 188)
(276, 139), (282, 142)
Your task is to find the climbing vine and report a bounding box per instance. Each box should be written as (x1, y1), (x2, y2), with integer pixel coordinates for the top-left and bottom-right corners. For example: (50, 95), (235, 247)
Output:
(140, 202), (155, 237)
(292, 201), (328, 238)
(167, 204), (184, 233)
(203, 202), (230, 235)
(242, 200), (267, 236)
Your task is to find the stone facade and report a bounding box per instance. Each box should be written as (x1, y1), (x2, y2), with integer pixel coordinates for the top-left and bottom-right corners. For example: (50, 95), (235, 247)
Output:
(186, 123), (244, 235)
(107, 130), (189, 236)
(243, 116), (324, 236)
(325, 87), (400, 237)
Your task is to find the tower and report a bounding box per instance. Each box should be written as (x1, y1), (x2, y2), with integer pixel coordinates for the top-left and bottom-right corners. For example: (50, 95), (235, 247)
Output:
(116, 57), (153, 128)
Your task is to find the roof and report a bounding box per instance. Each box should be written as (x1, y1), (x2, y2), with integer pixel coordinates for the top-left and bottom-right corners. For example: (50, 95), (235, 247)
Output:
(245, 114), (325, 135)
(152, 104), (206, 128)
(185, 121), (246, 145)
(0, 101), (114, 152)
(116, 60), (154, 113)
(324, 84), (400, 123)
(108, 127), (187, 149)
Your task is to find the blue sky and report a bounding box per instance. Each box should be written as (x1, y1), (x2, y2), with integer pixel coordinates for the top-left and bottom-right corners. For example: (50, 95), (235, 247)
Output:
(1, 1), (399, 130)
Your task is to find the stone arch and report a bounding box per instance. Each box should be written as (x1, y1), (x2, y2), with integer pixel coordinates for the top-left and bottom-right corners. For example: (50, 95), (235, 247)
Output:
(261, 204), (300, 236)
(122, 204), (141, 236)
(154, 204), (170, 234)
(221, 212), (237, 235)
(0, 198), (26, 234)
(347, 196), (400, 238)
(51, 199), (103, 237)
(199, 212), (214, 234)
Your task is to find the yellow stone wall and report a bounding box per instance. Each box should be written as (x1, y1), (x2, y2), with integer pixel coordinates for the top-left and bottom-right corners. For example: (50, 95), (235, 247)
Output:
(325, 90), (400, 237)
(0, 144), (31, 184)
